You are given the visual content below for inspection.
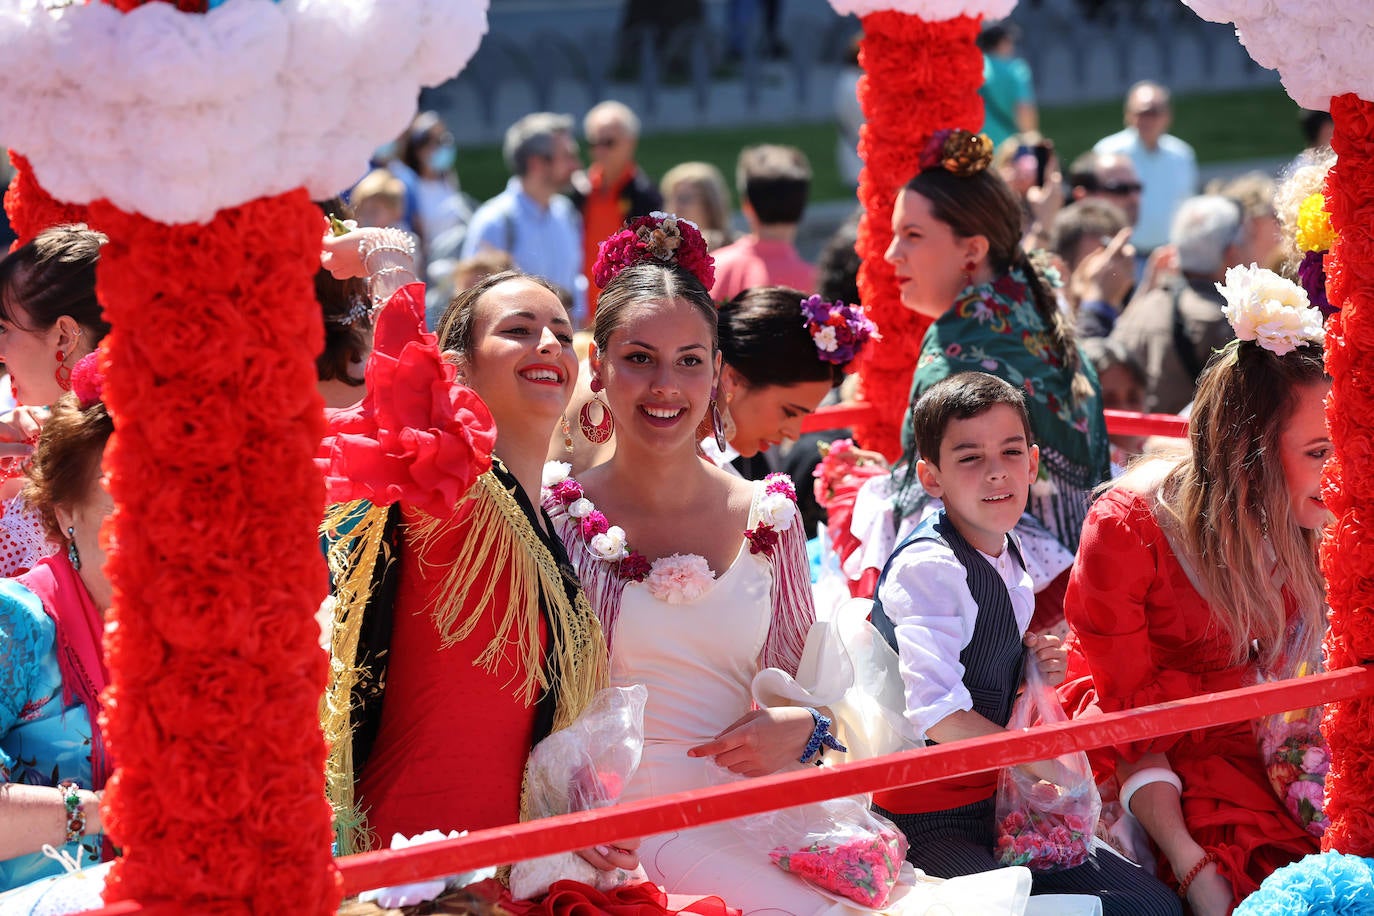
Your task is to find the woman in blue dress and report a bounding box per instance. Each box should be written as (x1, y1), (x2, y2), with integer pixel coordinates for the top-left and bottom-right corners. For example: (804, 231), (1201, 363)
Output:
(0, 356), (114, 891)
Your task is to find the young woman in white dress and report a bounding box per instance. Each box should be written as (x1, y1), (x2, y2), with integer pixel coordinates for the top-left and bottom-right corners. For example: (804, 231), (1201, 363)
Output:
(544, 215), (1047, 915)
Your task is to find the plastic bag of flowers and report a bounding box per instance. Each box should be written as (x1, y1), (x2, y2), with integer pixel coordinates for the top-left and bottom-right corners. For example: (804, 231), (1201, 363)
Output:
(994, 651), (1101, 872)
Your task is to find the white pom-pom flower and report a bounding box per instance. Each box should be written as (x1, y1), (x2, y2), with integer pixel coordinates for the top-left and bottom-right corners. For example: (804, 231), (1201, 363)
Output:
(566, 498), (595, 520)
(826, 0), (1015, 21)
(1216, 264), (1325, 357)
(590, 526), (629, 561)
(542, 462), (572, 488)
(758, 492), (798, 532)
(0, 0), (489, 224)
(1181, 1), (1374, 110)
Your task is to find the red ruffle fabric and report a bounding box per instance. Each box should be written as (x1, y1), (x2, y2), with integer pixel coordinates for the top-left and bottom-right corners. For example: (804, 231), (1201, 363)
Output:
(3, 152), (91, 249)
(317, 282), (496, 518)
(1319, 92), (1374, 857)
(478, 878), (739, 916)
(851, 13), (984, 460)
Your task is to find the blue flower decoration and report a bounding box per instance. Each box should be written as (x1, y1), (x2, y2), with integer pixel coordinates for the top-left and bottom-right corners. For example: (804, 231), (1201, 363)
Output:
(1235, 852), (1374, 915)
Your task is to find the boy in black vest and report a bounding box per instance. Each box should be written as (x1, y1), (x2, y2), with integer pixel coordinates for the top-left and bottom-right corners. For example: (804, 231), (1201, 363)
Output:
(871, 372), (1180, 915)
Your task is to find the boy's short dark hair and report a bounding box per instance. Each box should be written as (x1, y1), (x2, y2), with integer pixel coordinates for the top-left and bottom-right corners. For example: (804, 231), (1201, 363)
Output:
(911, 372), (1033, 467)
(736, 145), (811, 225)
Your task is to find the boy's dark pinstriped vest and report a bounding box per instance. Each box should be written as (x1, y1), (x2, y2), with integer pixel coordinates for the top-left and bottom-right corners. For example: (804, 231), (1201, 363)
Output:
(870, 510), (1026, 813)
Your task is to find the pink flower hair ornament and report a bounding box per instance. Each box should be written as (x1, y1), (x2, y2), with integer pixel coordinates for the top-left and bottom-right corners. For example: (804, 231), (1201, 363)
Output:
(799, 295), (879, 369)
(592, 211), (715, 291)
(70, 351), (104, 410)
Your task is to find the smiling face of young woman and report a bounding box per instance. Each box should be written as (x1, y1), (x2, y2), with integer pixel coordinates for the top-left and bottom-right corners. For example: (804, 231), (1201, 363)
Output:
(592, 297), (719, 454)
(458, 278), (578, 431)
(1278, 379), (1333, 531)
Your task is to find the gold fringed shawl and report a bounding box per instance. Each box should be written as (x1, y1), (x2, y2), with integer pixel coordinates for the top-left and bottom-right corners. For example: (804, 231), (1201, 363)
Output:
(321, 499), (393, 856)
(320, 468), (609, 854)
(409, 469), (608, 736)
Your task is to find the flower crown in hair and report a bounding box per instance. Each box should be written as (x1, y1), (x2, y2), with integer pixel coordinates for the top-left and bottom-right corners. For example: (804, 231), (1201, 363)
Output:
(70, 351), (104, 410)
(800, 295), (879, 369)
(1295, 191), (1336, 316)
(592, 212), (715, 291)
(1216, 264), (1324, 357)
(919, 129), (994, 177)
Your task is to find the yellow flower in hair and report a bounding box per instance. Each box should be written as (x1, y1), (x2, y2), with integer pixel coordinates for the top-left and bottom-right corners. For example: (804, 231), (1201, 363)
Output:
(1296, 192), (1336, 254)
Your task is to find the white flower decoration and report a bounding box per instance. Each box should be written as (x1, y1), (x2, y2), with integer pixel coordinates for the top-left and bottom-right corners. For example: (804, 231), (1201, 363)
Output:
(358, 830), (494, 908)
(542, 461), (571, 488)
(758, 492), (797, 532)
(566, 498), (595, 520)
(0, 0), (489, 224)
(813, 326), (839, 353)
(644, 553), (716, 605)
(590, 526), (629, 561)
(1217, 264), (1325, 357)
(1181, 1), (1374, 110)
(826, 0), (1015, 20)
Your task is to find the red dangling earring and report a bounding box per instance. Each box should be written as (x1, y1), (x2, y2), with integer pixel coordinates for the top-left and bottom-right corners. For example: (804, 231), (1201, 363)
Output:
(578, 393), (614, 444)
(961, 260), (976, 290)
(55, 350), (72, 391)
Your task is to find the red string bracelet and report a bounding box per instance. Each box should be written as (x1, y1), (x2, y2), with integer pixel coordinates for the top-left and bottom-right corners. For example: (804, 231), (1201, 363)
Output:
(1176, 849), (1220, 899)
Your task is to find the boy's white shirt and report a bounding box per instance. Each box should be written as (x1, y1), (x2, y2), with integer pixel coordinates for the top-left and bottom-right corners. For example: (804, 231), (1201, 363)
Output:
(877, 531), (1034, 741)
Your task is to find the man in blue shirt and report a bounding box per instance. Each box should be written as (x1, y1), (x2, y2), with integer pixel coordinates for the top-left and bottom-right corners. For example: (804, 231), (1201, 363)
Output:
(463, 113), (587, 323)
(1093, 82), (1198, 255)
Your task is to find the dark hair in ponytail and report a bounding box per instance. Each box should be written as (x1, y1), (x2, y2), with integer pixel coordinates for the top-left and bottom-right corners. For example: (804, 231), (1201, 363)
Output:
(904, 167), (1092, 403)
(1010, 248), (1093, 403)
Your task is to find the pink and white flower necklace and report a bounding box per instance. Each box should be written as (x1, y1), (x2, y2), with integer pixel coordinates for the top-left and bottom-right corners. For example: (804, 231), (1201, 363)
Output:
(543, 463), (799, 599)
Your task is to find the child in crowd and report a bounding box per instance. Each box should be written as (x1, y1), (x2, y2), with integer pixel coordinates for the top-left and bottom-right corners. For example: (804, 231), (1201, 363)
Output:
(871, 372), (1180, 916)
(709, 144), (816, 300)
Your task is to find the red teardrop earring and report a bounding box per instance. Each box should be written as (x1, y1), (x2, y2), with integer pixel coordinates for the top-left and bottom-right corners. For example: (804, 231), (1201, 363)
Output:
(55, 350), (72, 391)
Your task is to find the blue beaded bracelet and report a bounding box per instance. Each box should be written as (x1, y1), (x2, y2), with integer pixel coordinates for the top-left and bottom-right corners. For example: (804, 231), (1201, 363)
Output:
(799, 707), (847, 763)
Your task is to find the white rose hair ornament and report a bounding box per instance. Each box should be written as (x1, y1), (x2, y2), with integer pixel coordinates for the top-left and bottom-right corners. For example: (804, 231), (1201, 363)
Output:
(1217, 263), (1326, 357)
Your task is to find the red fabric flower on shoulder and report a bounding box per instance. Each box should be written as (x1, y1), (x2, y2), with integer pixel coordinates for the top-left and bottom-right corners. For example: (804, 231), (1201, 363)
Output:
(316, 283), (496, 516)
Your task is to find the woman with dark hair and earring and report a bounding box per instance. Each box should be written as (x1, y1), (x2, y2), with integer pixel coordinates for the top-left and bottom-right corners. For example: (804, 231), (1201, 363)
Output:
(839, 130), (1110, 615)
(316, 229), (634, 880)
(0, 224), (111, 577)
(705, 285), (875, 481)
(0, 358), (115, 890)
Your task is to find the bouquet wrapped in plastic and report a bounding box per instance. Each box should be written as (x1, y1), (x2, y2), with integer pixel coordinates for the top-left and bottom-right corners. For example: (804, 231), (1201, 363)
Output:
(1258, 704), (1329, 838)
(994, 652), (1100, 872)
(742, 793), (907, 908)
(510, 685), (649, 900)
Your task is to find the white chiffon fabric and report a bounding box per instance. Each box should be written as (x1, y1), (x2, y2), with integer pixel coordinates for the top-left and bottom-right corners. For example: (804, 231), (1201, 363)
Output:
(607, 506), (1037, 915)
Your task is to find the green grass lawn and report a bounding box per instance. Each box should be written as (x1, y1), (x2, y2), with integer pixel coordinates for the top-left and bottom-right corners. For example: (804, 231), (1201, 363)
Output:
(454, 86), (1304, 206)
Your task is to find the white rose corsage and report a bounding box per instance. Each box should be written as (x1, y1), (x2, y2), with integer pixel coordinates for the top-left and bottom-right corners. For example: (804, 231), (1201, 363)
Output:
(1217, 264), (1325, 357)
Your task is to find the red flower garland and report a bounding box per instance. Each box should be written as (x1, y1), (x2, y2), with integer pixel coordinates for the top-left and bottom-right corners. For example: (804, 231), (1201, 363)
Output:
(852, 13), (985, 460)
(3, 152), (91, 249)
(89, 188), (341, 912)
(1318, 92), (1374, 858)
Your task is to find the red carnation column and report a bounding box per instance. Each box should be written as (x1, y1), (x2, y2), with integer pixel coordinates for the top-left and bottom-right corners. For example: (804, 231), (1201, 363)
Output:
(89, 189), (340, 912)
(1319, 93), (1374, 858)
(3, 153), (90, 249)
(851, 13), (985, 460)
(83, 1), (336, 910)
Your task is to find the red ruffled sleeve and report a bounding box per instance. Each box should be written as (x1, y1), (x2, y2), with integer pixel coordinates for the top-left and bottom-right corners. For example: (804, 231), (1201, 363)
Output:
(1061, 487), (1248, 761)
(316, 282), (496, 517)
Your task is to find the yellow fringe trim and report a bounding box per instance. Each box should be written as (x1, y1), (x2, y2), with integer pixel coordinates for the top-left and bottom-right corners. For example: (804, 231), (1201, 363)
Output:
(320, 469), (609, 849)
(321, 499), (391, 857)
(410, 470), (607, 738)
